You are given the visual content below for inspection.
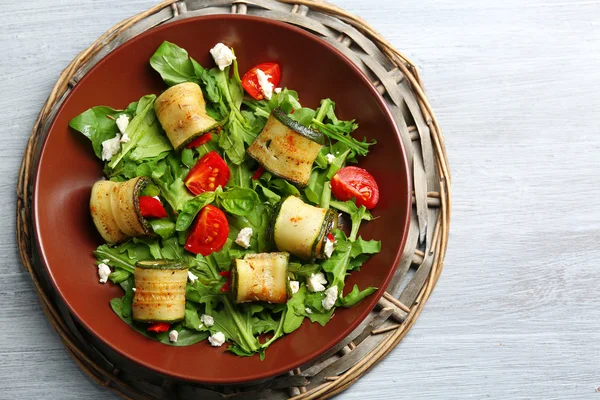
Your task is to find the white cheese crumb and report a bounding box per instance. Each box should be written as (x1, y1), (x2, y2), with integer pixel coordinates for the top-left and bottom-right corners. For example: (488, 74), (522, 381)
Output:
(289, 280), (300, 294)
(324, 237), (336, 259)
(101, 134), (121, 161)
(210, 43), (236, 71)
(116, 114), (129, 134)
(169, 330), (179, 343)
(208, 331), (226, 347)
(200, 314), (214, 327)
(132, 288), (136, 292)
(305, 307), (313, 314)
(97, 263), (111, 284)
(326, 153), (336, 164)
(307, 272), (327, 292)
(322, 286), (338, 311)
(119, 133), (130, 143)
(256, 69), (274, 100)
(235, 227), (253, 249)
(274, 87), (282, 94)
(188, 271), (198, 283)
(102, 259), (110, 264)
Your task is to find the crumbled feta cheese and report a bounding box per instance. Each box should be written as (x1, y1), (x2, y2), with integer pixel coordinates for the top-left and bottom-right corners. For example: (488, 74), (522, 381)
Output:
(200, 314), (214, 327)
(274, 87), (282, 94)
(132, 288), (136, 292)
(102, 259), (110, 264)
(322, 286), (338, 311)
(307, 272), (327, 292)
(235, 227), (253, 249)
(210, 43), (236, 71)
(116, 114), (129, 134)
(169, 330), (179, 342)
(97, 263), (111, 284)
(101, 134), (121, 161)
(289, 280), (300, 294)
(256, 69), (274, 100)
(305, 307), (313, 314)
(119, 133), (130, 143)
(188, 271), (198, 283)
(324, 237), (336, 258)
(326, 153), (336, 164)
(208, 331), (226, 347)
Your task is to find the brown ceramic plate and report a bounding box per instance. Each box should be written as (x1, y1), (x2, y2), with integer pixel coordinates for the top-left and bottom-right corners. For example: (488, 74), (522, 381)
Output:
(33, 15), (411, 384)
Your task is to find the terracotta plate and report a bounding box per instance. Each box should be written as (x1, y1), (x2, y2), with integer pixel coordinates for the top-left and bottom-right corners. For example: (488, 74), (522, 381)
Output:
(33, 15), (411, 384)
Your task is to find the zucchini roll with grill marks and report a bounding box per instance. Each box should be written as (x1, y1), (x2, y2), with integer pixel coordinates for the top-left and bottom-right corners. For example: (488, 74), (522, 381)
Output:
(271, 196), (338, 261)
(155, 82), (219, 150)
(90, 176), (152, 244)
(246, 107), (324, 186)
(132, 260), (188, 323)
(231, 252), (289, 304)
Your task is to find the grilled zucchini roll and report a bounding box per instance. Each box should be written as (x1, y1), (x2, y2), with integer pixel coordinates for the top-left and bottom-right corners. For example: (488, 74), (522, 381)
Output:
(90, 176), (152, 244)
(132, 260), (188, 323)
(271, 196), (338, 261)
(246, 108), (324, 186)
(231, 252), (290, 304)
(155, 82), (219, 150)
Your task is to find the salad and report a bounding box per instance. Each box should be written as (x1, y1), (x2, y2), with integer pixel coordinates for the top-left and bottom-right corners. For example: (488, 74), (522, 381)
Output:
(70, 41), (382, 358)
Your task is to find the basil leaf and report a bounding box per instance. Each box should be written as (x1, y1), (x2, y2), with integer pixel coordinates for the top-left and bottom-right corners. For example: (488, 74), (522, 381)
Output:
(175, 191), (217, 231)
(150, 41), (196, 86)
(283, 285), (306, 334)
(289, 107), (315, 127)
(149, 219), (176, 240)
(69, 106), (130, 159)
(218, 186), (260, 216)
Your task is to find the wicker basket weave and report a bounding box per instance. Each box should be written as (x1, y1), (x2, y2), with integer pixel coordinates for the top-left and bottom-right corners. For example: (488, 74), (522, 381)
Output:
(16, 1), (451, 399)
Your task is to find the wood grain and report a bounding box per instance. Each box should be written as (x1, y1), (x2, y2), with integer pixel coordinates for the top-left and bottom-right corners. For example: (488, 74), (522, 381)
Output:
(2, 0), (600, 399)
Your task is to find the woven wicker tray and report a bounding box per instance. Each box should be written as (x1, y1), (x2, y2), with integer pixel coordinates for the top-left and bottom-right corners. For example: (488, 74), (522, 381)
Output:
(16, 1), (451, 398)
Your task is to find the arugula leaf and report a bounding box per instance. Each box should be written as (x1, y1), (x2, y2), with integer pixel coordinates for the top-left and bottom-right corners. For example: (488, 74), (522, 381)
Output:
(289, 107), (315, 127)
(330, 200), (373, 241)
(337, 285), (377, 308)
(69, 106), (131, 159)
(283, 285), (306, 334)
(108, 269), (130, 284)
(150, 41), (196, 86)
(149, 219), (176, 240)
(175, 191), (216, 231)
(94, 244), (136, 273)
(350, 237), (381, 258)
(109, 95), (157, 168)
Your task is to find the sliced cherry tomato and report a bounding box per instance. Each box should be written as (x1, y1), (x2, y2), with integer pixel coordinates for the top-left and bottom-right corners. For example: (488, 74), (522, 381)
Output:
(331, 166), (380, 210)
(138, 196), (168, 219)
(327, 233), (335, 242)
(219, 271), (231, 292)
(252, 166), (265, 180)
(242, 62), (281, 100)
(185, 151), (230, 195)
(147, 322), (170, 333)
(185, 205), (230, 256)
(185, 132), (213, 149)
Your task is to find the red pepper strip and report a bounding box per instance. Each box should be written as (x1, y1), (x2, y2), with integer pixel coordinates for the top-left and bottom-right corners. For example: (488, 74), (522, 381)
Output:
(139, 196), (168, 219)
(147, 322), (170, 333)
(219, 271), (231, 292)
(252, 166), (265, 180)
(327, 233), (335, 242)
(185, 132), (213, 149)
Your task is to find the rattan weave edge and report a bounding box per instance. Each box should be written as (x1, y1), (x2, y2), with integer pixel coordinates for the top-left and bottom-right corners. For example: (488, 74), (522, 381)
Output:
(16, 1), (451, 399)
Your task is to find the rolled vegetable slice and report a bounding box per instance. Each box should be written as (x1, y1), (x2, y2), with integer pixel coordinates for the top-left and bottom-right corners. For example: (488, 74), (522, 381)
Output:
(155, 82), (219, 150)
(90, 176), (152, 243)
(271, 196), (338, 261)
(132, 260), (188, 323)
(231, 252), (289, 304)
(246, 107), (324, 186)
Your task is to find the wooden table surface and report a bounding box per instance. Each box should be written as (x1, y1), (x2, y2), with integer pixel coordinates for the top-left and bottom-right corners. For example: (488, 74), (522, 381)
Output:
(3, 0), (599, 398)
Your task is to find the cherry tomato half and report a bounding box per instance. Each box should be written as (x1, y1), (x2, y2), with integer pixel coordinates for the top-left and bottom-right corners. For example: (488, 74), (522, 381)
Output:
(138, 196), (168, 219)
(242, 62), (281, 100)
(185, 205), (230, 256)
(184, 151), (230, 196)
(147, 322), (170, 333)
(185, 132), (213, 149)
(331, 166), (380, 210)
